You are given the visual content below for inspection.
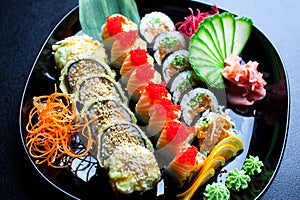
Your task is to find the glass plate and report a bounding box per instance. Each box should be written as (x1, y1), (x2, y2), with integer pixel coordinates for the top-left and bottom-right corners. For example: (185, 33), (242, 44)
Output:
(19, 0), (290, 199)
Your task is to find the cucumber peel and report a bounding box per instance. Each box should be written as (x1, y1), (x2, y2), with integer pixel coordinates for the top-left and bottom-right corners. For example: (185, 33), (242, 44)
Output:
(189, 12), (253, 88)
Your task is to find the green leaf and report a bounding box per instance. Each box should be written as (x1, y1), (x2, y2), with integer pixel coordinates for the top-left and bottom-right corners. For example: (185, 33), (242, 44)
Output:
(79, 0), (140, 41)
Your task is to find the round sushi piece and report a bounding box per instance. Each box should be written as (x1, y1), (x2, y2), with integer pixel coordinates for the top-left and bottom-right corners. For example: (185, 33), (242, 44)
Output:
(81, 99), (137, 138)
(140, 11), (175, 44)
(169, 70), (201, 105)
(97, 122), (154, 167)
(153, 31), (187, 66)
(180, 88), (218, 126)
(73, 75), (128, 107)
(162, 49), (190, 84)
(107, 143), (161, 194)
(60, 59), (114, 93)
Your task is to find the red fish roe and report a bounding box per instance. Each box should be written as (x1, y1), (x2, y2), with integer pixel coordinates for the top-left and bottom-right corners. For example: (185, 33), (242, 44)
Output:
(145, 82), (169, 104)
(106, 15), (126, 36)
(165, 121), (195, 144)
(130, 48), (149, 66)
(152, 98), (181, 120)
(135, 64), (155, 81)
(115, 30), (138, 48)
(177, 145), (199, 165)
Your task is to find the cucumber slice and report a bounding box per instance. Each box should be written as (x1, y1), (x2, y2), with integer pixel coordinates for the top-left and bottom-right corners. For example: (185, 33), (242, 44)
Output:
(209, 14), (226, 60)
(189, 44), (222, 67)
(221, 12), (236, 57)
(232, 17), (253, 56)
(194, 26), (223, 64)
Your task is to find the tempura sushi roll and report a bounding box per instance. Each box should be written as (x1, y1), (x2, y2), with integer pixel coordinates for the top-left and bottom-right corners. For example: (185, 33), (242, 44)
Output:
(107, 143), (160, 194)
(166, 145), (206, 187)
(101, 14), (138, 48)
(52, 34), (108, 70)
(110, 30), (147, 68)
(73, 75), (128, 107)
(97, 122), (153, 167)
(162, 49), (190, 84)
(194, 111), (235, 154)
(81, 99), (137, 138)
(59, 59), (114, 93)
(147, 98), (181, 137)
(126, 64), (161, 101)
(156, 121), (195, 153)
(153, 30), (187, 65)
(180, 88), (218, 126)
(120, 48), (154, 80)
(140, 11), (175, 44)
(169, 70), (201, 104)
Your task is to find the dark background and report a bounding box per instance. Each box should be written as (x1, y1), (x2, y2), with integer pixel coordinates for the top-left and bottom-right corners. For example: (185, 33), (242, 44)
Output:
(0, 0), (299, 199)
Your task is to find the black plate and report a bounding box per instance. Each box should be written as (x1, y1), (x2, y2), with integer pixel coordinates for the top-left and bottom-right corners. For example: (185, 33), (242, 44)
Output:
(19, 0), (290, 199)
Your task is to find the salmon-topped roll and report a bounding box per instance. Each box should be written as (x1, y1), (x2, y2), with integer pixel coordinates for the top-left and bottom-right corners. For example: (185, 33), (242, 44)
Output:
(126, 63), (161, 102)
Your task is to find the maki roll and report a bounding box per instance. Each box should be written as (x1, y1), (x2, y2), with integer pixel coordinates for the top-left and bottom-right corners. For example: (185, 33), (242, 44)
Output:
(180, 88), (218, 126)
(162, 49), (190, 84)
(140, 11), (175, 44)
(101, 14), (138, 48)
(120, 48), (154, 80)
(166, 145), (206, 187)
(169, 70), (201, 104)
(73, 75), (128, 107)
(126, 63), (161, 101)
(194, 111), (235, 154)
(52, 35), (108, 70)
(97, 122), (153, 167)
(135, 82), (170, 123)
(156, 121), (195, 153)
(110, 30), (147, 68)
(81, 99), (137, 138)
(60, 59), (114, 93)
(153, 30), (187, 65)
(107, 143), (161, 194)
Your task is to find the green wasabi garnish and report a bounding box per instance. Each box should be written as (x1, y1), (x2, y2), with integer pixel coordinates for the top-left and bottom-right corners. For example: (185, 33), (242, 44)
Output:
(243, 155), (264, 175)
(203, 182), (230, 200)
(225, 168), (251, 191)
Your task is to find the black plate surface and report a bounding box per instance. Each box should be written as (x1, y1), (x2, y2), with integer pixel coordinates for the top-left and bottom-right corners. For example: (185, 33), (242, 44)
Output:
(19, 0), (289, 199)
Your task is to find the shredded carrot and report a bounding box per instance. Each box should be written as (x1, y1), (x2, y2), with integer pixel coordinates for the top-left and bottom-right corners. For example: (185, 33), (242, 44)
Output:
(25, 92), (93, 168)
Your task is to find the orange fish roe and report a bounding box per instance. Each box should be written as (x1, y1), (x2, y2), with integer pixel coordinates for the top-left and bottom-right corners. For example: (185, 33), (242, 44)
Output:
(152, 98), (181, 120)
(106, 15), (126, 36)
(130, 48), (149, 66)
(165, 121), (195, 145)
(177, 145), (199, 165)
(115, 30), (139, 48)
(145, 82), (169, 104)
(135, 63), (155, 80)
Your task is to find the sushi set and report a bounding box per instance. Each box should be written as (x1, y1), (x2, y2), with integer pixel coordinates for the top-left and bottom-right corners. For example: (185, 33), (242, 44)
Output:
(19, 0), (289, 199)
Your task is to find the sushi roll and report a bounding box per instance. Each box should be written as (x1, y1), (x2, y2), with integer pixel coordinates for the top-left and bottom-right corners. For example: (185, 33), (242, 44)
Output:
(126, 63), (161, 102)
(162, 49), (190, 84)
(81, 99), (137, 138)
(194, 111), (235, 154)
(73, 75), (128, 107)
(52, 34), (108, 70)
(110, 30), (147, 68)
(140, 11), (175, 44)
(107, 143), (161, 194)
(135, 82), (170, 123)
(101, 14), (138, 48)
(97, 122), (154, 167)
(169, 70), (201, 105)
(147, 98), (181, 137)
(180, 87), (218, 126)
(59, 59), (115, 93)
(120, 48), (154, 80)
(166, 145), (206, 187)
(156, 121), (195, 153)
(153, 30), (187, 66)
